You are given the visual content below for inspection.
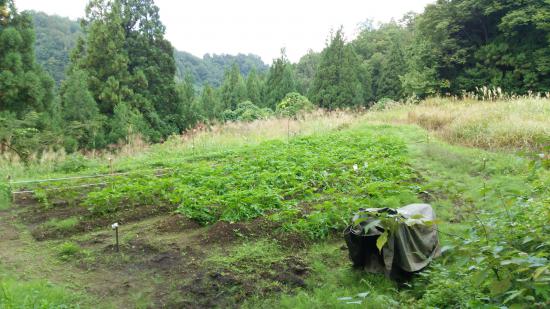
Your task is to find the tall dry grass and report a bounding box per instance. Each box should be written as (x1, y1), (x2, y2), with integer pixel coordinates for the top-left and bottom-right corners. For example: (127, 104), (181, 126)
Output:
(365, 96), (550, 152)
(1, 110), (363, 180)
(3, 96), (548, 180)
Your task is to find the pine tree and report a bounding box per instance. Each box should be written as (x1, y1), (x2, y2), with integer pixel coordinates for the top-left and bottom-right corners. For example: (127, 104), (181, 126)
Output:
(199, 83), (220, 121)
(176, 73), (198, 130)
(71, 0), (180, 143)
(295, 50), (320, 96)
(310, 28), (363, 109)
(376, 39), (407, 100)
(246, 67), (262, 105)
(0, 0), (54, 116)
(220, 63), (247, 110)
(60, 69), (104, 149)
(265, 49), (296, 109)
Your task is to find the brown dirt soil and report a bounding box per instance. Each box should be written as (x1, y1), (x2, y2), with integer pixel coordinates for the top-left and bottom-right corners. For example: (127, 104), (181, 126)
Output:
(200, 217), (307, 249)
(5, 194), (314, 308)
(173, 255), (310, 308)
(155, 213), (202, 233)
(30, 204), (174, 240)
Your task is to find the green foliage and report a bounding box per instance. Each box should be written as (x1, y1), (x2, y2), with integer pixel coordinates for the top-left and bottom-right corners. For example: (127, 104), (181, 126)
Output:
(0, 277), (79, 308)
(54, 153), (90, 173)
(220, 63), (247, 110)
(0, 2), (58, 160)
(70, 0), (182, 144)
(246, 67), (262, 105)
(371, 97), (398, 111)
(60, 69), (105, 150)
(294, 50), (320, 96)
(222, 101), (272, 122)
(353, 21), (411, 102)
(57, 241), (81, 261)
(0, 180), (10, 210)
(0, 5), (54, 116)
(83, 128), (417, 238)
(44, 217), (79, 232)
(206, 240), (284, 275)
(265, 49), (296, 109)
(197, 83), (221, 121)
(276, 92), (314, 117)
(30, 11), (82, 85)
(402, 0), (550, 96)
(174, 51), (268, 87)
(0, 111), (59, 163)
(175, 73), (198, 130)
(310, 28), (364, 109)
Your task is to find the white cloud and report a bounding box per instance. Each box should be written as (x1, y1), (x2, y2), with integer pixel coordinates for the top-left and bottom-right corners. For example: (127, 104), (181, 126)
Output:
(16, 0), (434, 63)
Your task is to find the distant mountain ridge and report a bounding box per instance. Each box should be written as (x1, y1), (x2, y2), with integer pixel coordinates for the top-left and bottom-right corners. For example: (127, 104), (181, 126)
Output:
(29, 11), (268, 87)
(174, 51), (268, 87)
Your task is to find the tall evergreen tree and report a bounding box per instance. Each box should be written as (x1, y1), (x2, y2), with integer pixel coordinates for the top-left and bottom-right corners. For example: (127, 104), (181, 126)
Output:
(264, 49), (296, 109)
(376, 39), (407, 100)
(246, 67), (262, 105)
(295, 50), (320, 96)
(0, 0), (54, 116)
(198, 83), (220, 121)
(310, 28), (363, 109)
(60, 69), (104, 149)
(176, 73), (198, 129)
(0, 0), (57, 159)
(71, 0), (180, 143)
(220, 63), (247, 110)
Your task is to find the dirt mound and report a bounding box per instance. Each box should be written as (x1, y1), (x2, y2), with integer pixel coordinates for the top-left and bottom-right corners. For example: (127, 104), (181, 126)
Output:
(155, 214), (202, 233)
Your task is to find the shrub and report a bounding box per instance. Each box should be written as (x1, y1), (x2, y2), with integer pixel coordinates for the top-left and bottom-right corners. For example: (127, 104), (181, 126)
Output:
(371, 98), (399, 111)
(44, 217), (79, 232)
(276, 92), (315, 117)
(57, 242), (81, 261)
(54, 153), (90, 173)
(223, 101), (272, 122)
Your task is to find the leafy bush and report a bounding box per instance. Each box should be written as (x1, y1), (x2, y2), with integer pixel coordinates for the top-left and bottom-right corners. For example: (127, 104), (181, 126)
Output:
(371, 98), (399, 111)
(276, 92), (315, 117)
(0, 181), (10, 210)
(57, 242), (81, 261)
(44, 217), (79, 231)
(54, 153), (90, 173)
(222, 101), (272, 122)
(410, 158), (550, 308)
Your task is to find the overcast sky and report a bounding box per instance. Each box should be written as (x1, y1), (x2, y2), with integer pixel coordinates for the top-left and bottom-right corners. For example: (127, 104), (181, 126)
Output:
(16, 0), (434, 63)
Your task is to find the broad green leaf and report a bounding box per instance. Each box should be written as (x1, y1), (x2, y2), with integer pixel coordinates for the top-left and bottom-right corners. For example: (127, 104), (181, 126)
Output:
(533, 266), (548, 280)
(376, 230), (389, 253)
(362, 220), (381, 233)
(490, 278), (512, 296)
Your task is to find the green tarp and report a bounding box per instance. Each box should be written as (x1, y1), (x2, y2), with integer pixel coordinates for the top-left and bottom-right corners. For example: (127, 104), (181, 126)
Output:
(344, 204), (441, 277)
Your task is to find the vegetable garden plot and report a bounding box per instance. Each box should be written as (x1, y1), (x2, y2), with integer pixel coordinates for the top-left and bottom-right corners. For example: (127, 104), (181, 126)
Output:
(11, 129), (420, 240)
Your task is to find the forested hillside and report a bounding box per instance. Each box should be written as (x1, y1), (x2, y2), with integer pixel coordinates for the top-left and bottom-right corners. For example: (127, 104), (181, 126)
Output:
(29, 11), (267, 87)
(174, 51), (268, 87)
(30, 11), (82, 85)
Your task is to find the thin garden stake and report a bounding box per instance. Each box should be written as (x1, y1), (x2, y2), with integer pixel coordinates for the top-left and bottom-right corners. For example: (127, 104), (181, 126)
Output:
(112, 223), (119, 252)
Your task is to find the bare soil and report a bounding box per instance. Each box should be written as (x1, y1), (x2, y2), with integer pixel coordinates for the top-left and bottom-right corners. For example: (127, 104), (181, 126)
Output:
(1, 196), (312, 308)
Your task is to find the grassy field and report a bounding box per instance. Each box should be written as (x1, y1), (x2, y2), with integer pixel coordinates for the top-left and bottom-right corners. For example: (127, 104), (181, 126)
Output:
(1, 98), (549, 308)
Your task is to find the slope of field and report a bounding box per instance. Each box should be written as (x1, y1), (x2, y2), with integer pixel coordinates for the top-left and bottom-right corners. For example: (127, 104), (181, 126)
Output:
(1, 99), (549, 308)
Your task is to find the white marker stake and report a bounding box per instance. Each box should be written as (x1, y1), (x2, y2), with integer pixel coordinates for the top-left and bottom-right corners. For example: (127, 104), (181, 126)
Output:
(111, 223), (120, 252)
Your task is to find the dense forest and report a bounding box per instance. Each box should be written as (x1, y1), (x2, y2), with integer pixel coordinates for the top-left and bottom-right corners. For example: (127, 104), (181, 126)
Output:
(1, 0), (550, 160)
